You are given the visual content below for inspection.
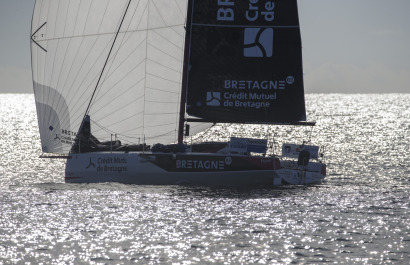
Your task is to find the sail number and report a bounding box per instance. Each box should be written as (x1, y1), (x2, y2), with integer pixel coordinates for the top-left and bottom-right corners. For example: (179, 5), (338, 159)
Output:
(217, 0), (275, 22)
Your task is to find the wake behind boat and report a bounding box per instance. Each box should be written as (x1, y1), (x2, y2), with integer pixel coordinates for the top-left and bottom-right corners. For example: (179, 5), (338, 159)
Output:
(31, 0), (326, 186)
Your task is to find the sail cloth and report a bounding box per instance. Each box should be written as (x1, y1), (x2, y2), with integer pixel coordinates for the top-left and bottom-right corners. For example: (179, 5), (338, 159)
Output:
(31, 0), (190, 154)
(186, 0), (307, 124)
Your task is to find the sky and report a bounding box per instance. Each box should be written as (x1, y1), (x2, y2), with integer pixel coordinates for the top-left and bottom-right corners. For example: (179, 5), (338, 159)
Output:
(0, 0), (409, 93)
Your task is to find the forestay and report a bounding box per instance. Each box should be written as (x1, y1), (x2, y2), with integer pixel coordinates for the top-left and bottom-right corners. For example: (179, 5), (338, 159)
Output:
(31, 0), (189, 154)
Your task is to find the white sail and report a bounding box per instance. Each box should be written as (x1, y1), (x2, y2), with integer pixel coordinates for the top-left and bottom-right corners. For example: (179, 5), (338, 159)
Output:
(31, 0), (189, 154)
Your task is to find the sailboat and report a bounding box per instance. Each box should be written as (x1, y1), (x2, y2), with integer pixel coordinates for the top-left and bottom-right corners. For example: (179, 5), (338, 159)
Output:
(31, 0), (326, 186)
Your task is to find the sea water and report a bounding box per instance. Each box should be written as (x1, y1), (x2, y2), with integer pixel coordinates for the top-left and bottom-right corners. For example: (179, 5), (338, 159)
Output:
(0, 94), (409, 264)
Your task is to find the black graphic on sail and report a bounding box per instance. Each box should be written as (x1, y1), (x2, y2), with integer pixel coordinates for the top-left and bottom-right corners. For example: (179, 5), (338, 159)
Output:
(186, 0), (306, 123)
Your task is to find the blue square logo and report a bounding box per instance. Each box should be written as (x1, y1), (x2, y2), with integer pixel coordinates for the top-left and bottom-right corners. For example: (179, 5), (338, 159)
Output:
(244, 28), (273, 57)
(206, 92), (221, 106)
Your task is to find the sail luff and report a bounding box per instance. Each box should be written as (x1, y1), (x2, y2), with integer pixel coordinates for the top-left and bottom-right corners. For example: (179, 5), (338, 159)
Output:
(178, 0), (194, 144)
(141, 0), (151, 144)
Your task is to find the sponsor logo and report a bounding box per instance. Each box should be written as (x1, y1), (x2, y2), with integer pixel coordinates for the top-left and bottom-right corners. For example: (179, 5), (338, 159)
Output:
(286, 76), (295, 85)
(224, 80), (290, 90)
(216, 0), (275, 58)
(85, 157), (128, 173)
(205, 91), (276, 109)
(216, 1), (276, 58)
(230, 137), (267, 153)
(206, 77), (297, 109)
(176, 159), (225, 170)
(206, 92), (221, 106)
(244, 28), (273, 58)
(86, 157), (96, 169)
(53, 128), (77, 144)
(217, 0), (275, 22)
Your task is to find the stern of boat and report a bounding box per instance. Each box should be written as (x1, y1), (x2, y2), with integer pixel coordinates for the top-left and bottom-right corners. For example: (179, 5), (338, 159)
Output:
(273, 143), (326, 185)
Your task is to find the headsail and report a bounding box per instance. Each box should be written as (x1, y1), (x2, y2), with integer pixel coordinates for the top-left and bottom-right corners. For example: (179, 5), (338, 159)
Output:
(185, 0), (307, 124)
(31, 0), (189, 154)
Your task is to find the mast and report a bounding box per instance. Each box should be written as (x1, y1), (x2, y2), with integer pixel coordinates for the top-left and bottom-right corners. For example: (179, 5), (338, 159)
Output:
(177, 0), (194, 145)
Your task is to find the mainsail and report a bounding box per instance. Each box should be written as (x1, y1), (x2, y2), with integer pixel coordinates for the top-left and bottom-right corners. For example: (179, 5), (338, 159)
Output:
(185, 0), (307, 123)
(31, 0), (189, 154)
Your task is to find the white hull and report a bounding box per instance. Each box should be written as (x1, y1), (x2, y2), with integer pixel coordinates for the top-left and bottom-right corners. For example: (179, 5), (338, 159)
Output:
(65, 152), (325, 186)
(275, 169), (325, 185)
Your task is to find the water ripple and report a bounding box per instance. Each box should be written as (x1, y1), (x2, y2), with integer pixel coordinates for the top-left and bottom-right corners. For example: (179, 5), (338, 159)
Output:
(0, 94), (409, 264)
